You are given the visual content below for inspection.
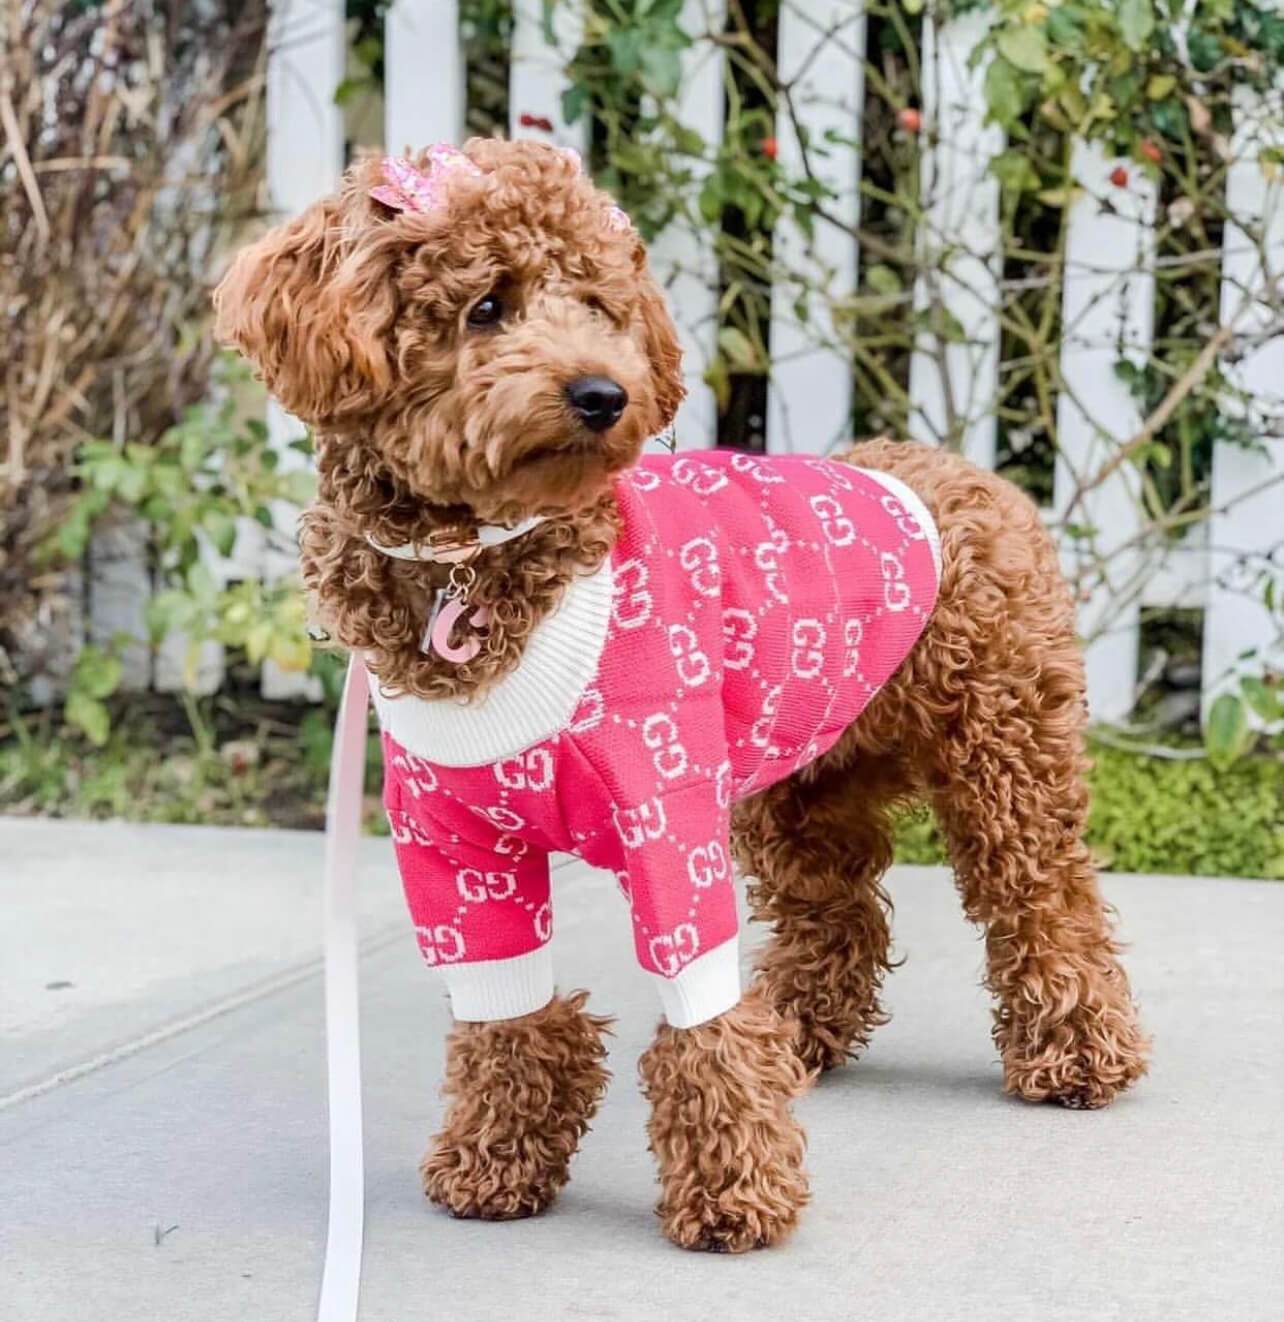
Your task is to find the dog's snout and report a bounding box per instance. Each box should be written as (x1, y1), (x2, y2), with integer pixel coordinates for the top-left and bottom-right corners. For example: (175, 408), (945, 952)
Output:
(565, 376), (628, 432)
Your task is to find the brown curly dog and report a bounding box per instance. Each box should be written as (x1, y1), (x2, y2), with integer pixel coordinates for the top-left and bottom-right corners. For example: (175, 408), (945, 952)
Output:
(214, 137), (1148, 1254)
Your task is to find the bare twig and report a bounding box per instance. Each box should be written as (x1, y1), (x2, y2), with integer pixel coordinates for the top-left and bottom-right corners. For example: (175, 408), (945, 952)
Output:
(1, 1), (268, 680)
(0, 91), (50, 247)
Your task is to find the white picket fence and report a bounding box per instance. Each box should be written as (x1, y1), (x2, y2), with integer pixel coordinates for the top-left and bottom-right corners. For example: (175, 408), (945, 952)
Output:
(79, 0), (1282, 725)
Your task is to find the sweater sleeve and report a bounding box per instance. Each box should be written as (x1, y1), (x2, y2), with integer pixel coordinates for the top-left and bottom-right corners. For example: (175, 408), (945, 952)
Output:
(608, 769), (741, 1029)
(386, 771), (554, 1022)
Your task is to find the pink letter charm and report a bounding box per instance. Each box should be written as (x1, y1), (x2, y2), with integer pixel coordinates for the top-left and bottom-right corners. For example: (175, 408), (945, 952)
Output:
(428, 597), (491, 663)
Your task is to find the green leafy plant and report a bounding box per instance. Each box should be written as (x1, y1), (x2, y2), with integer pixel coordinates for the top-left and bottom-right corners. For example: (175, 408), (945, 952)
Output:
(63, 642), (124, 746)
(48, 359), (319, 736)
(1205, 671), (1284, 767)
(977, 0), (1284, 152)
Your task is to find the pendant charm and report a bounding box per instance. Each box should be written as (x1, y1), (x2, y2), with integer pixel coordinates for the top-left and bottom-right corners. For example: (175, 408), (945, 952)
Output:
(428, 597), (490, 663)
(421, 562), (489, 663)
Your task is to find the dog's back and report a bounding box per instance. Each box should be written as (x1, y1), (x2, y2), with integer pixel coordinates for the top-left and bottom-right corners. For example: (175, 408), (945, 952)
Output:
(608, 449), (940, 798)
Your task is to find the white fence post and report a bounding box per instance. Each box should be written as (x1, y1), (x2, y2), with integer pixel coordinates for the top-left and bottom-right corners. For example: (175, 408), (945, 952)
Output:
(907, 8), (1003, 466)
(1052, 140), (1157, 724)
(766, 0), (866, 455)
(258, 0), (346, 700)
(1203, 83), (1284, 719)
(510, 1), (589, 151)
(23, 574), (84, 707)
(385, 0), (465, 152)
(88, 515), (151, 689)
(56, 5), (1278, 733)
(646, 0), (726, 450)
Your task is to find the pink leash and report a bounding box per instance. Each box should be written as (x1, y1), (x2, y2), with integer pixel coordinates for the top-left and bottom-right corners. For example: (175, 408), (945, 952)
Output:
(317, 653), (371, 1321)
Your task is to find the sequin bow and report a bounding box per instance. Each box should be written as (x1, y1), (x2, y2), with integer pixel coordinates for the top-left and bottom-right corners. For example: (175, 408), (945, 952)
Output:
(368, 144), (482, 213)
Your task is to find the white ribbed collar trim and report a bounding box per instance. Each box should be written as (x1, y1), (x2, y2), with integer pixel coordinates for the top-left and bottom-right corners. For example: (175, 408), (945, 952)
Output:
(368, 559), (613, 766)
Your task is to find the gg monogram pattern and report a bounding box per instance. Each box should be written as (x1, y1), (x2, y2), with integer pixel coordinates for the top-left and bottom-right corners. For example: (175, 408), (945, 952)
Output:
(382, 452), (939, 1012)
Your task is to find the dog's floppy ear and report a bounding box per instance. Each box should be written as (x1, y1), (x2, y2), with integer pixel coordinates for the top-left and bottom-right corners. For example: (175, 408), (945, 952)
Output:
(633, 251), (686, 431)
(213, 192), (395, 424)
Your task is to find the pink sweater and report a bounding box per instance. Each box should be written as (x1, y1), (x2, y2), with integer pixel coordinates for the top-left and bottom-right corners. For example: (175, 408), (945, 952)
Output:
(374, 451), (940, 1027)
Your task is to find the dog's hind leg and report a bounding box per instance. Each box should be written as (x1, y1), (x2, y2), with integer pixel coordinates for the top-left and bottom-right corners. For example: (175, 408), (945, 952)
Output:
(924, 696), (1151, 1110)
(421, 991), (612, 1219)
(908, 560), (1151, 1110)
(738, 754), (912, 1076)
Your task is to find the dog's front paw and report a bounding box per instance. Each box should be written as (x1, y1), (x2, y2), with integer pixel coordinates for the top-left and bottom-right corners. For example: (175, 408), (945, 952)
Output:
(657, 1163), (808, 1253)
(641, 990), (811, 1253)
(423, 992), (613, 1220)
(421, 1142), (560, 1221)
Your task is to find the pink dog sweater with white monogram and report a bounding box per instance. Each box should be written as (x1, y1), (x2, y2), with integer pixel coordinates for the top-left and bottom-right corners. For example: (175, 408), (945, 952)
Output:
(374, 450), (940, 1028)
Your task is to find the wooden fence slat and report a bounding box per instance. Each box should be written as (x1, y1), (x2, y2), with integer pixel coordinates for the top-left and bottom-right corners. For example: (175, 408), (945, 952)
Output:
(1203, 83), (1284, 721)
(24, 571), (84, 708)
(646, 0), (726, 450)
(907, 9), (1004, 466)
(766, 0), (866, 455)
(153, 603), (227, 696)
(88, 515), (151, 690)
(258, 0), (346, 701)
(510, 1), (589, 151)
(1052, 139), (1157, 724)
(385, 0), (465, 152)
(1138, 526), (1209, 612)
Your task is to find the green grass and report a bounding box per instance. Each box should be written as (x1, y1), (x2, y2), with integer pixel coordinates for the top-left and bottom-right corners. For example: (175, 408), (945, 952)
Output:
(894, 740), (1284, 880)
(3, 694), (1281, 878)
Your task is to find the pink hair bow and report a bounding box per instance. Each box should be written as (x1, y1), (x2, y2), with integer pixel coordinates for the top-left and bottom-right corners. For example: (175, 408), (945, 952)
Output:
(368, 144), (481, 214)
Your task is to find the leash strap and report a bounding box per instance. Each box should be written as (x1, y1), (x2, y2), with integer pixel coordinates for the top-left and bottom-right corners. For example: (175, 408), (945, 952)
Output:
(317, 652), (370, 1322)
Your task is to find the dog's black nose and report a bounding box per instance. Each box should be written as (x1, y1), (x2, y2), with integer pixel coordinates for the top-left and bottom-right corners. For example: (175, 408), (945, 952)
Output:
(565, 376), (628, 432)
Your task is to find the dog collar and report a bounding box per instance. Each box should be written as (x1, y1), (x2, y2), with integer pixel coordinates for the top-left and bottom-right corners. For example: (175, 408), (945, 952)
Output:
(364, 515), (548, 564)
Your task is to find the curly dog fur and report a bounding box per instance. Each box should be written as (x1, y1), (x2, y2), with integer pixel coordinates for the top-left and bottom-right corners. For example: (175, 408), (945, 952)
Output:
(215, 137), (1149, 1252)
(215, 139), (673, 702)
(640, 987), (811, 1252)
(742, 439), (1151, 1109)
(423, 991), (612, 1220)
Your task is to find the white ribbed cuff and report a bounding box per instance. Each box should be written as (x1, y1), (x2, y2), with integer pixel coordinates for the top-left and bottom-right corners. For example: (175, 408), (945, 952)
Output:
(649, 939), (742, 1029)
(439, 946), (555, 1022)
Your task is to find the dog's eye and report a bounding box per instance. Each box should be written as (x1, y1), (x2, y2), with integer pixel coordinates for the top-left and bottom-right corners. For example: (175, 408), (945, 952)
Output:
(467, 294), (504, 328)
(585, 296), (619, 325)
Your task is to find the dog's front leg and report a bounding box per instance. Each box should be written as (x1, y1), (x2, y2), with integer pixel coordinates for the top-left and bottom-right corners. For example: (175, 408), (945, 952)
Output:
(422, 991), (612, 1220)
(639, 988), (811, 1252)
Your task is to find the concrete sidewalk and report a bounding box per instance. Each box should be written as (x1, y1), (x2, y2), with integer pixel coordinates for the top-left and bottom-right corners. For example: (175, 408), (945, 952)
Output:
(2, 818), (1281, 1322)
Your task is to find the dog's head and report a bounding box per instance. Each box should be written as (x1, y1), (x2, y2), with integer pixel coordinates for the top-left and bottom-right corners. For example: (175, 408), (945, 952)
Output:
(213, 138), (684, 523)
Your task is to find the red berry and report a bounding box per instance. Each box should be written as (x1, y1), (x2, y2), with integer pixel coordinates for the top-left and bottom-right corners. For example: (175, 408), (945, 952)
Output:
(762, 136), (778, 160)
(518, 112), (554, 133)
(1109, 165), (1129, 187)
(1140, 138), (1163, 163)
(898, 107), (923, 134)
